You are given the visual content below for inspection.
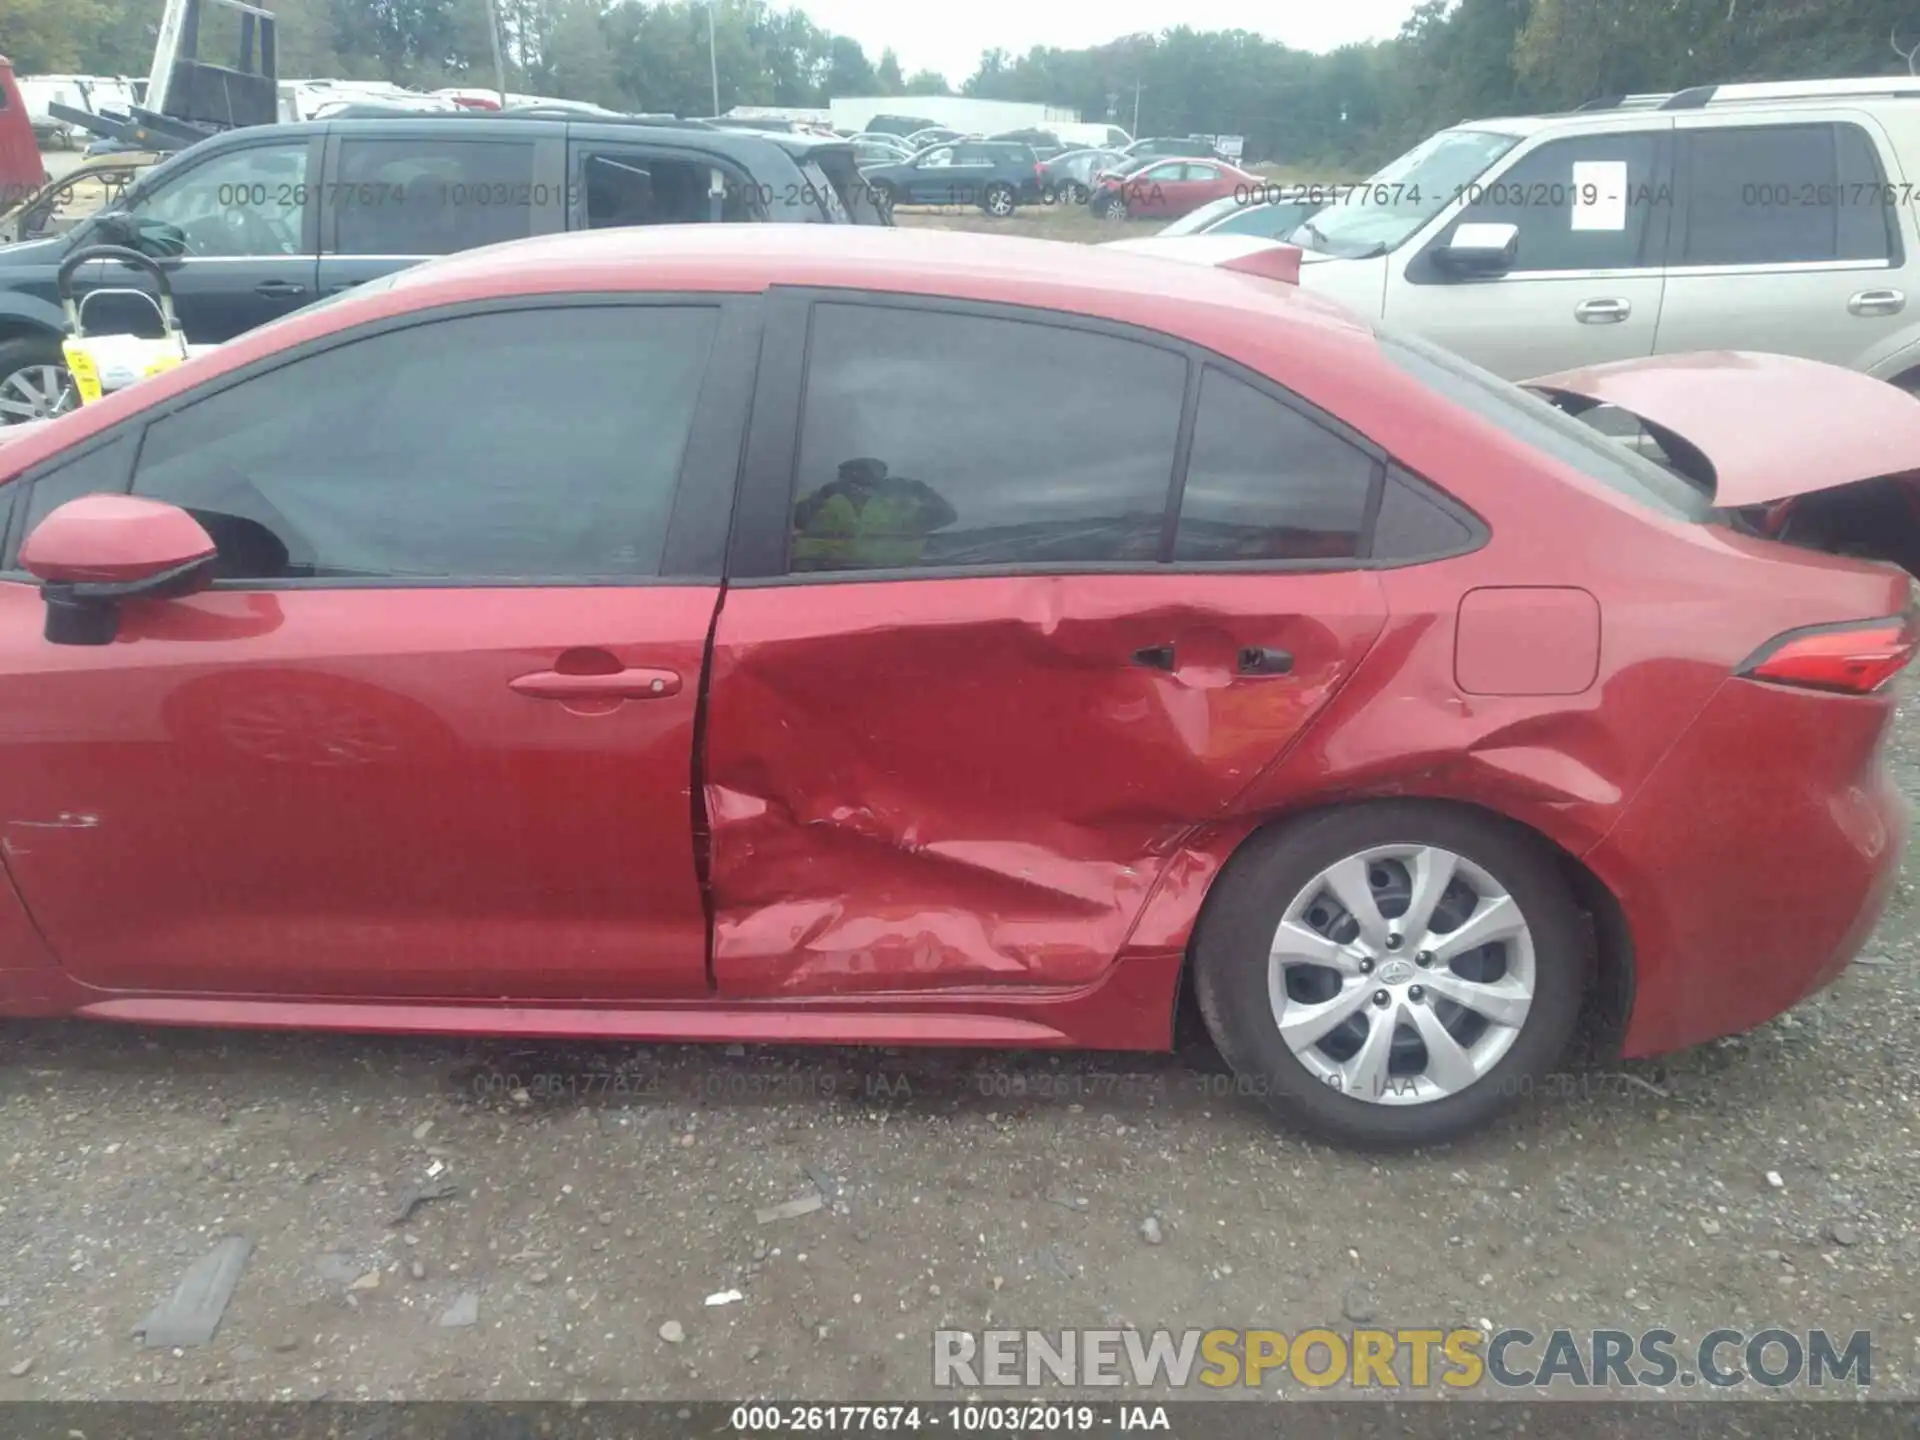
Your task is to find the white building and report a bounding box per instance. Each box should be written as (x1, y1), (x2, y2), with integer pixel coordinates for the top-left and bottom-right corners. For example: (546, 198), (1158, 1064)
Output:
(828, 95), (1077, 135)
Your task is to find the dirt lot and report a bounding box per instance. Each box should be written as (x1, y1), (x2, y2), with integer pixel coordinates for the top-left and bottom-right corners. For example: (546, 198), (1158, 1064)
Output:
(3, 161), (1917, 1409)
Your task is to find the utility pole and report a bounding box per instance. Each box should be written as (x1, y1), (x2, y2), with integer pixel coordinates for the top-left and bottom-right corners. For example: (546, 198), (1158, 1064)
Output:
(1132, 78), (1141, 136)
(708, 1), (721, 116)
(482, 0), (507, 107)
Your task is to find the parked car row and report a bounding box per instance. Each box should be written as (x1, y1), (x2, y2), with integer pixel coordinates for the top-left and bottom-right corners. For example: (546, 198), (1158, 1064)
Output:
(857, 144), (1299, 222)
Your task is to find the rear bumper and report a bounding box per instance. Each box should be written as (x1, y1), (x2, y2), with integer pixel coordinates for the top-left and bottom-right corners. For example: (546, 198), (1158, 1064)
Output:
(1591, 677), (1908, 1057)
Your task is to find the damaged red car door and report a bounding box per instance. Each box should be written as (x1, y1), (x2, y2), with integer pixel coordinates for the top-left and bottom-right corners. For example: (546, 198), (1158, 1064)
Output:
(701, 293), (1394, 997)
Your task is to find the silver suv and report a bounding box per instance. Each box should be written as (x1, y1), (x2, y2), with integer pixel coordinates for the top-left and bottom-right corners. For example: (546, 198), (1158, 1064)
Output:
(1291, 78), (1920, 385)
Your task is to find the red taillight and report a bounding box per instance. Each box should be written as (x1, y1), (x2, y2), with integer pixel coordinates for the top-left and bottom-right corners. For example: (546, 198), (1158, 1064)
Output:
(1737, 613), (1920, 694)
(1035, 163), (1045, 180)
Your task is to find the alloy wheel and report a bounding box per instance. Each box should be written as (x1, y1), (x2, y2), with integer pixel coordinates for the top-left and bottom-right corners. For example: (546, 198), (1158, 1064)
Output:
(0, 364), (77, 423)
(1266, 844), (1535, 1106)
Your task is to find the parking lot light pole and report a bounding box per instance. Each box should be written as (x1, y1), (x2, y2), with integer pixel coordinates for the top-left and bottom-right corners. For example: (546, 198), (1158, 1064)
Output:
(482, 0), (508, 108)
(708, 1), (721, 117)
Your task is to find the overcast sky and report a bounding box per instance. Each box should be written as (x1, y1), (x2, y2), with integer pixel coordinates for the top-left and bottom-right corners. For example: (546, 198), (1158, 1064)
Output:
(797, 0), (1425, 92)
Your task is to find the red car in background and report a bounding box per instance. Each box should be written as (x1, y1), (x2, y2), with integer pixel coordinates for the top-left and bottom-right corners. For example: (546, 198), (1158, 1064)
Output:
(0, 226), (1911, 1149)
(1090, 156), (1259, 222)
(0, 57), (47, 211)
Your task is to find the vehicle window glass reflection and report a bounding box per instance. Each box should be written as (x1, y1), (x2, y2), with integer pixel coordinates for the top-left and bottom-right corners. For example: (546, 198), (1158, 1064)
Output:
(788, 303), (1186, 573)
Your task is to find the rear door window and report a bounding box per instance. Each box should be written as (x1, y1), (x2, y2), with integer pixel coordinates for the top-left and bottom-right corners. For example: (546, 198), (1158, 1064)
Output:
(1676, 122), (1898, 265)
(578, 148), (761, 227)
(1174, 368), (1376, 562)
(787, 303), (1186, 573)
(333, 139), (537, 255)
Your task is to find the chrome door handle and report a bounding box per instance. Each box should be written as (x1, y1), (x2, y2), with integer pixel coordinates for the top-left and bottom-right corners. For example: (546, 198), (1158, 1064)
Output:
(1849, 288), (1907, 317)
(1574, 298), (1632, 324)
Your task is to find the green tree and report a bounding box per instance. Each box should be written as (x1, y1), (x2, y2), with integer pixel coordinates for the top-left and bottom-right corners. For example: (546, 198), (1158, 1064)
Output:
(826, 34), (876, 95)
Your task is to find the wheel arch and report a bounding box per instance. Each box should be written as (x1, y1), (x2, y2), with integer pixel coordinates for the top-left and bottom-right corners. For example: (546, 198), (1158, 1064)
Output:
(1163, 794), (1634, 1059)
(0, 314), (64, 348)
(0, 293), (71, 341)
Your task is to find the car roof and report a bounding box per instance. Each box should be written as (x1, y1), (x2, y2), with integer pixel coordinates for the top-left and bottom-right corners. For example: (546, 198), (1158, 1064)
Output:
(212, 113), (850, 155)
(390, 223), (1371, 339)
(1440, 90), (1920, 140)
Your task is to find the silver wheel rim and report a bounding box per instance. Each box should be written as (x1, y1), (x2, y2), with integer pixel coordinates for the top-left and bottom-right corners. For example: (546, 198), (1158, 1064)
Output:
(988, 190), (1013, 215)
(0, 364), (76, 423)
(1267, 844), (1536, 1107)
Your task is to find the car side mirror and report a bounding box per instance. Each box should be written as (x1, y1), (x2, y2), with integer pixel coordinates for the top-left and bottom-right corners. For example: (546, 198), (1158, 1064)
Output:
(86, 210), (141, 249)
(20, 495), (218, 646)
(1436, 221), (1520, 278)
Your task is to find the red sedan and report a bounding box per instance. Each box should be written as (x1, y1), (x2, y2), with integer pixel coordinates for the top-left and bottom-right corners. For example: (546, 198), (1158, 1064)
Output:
(0, 225), (1911, 1148)
(1089, 157), (1259, 222)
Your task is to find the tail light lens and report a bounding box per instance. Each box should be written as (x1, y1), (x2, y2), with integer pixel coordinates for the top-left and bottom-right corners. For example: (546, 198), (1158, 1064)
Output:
(1737, 611), (1920, 694)
(1034, 163), (1045, 181)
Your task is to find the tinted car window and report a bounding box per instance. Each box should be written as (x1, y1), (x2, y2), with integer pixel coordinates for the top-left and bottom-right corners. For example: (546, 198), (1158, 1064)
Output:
(789, 304), (1185, 573)
(128, 141), (309, 257)
(131, 306), (718, 580)
(1174, 368), (1375, 562)
(581, 150), (756, 227)
(5, 435), (136, 567)
(1371, 464), (1478, 561)
(1448, 132), (1664, 272)
(1376, 325), (1711, 521)
(334, 139), (537, 256)
(1679, 122), (1896, 265)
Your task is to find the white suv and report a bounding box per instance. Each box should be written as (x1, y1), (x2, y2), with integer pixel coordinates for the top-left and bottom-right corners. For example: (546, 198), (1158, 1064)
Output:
(1287, 78), (1920, 385)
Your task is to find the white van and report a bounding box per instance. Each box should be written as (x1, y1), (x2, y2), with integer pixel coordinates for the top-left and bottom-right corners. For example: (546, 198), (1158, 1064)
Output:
(1289, 77), (1920, 388)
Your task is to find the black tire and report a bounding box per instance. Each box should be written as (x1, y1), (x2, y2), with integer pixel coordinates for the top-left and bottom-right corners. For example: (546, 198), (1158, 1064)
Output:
(1192, 801), (1587, 1149)
(1055, 181), (1086, 206)
(981, 183), (1016, 218)
(0, 334), (76, 426)
(1096, 194), (1129, 222)
(869, 181), (896, 217)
